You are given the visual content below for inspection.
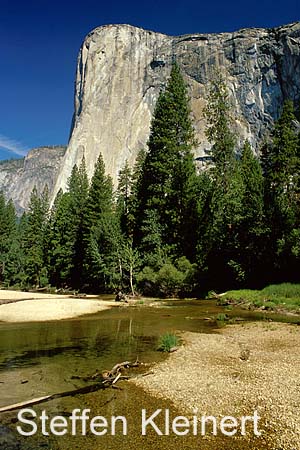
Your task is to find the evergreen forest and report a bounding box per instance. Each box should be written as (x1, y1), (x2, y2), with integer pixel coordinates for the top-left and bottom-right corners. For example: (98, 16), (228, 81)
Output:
(1, 63), (300, 297)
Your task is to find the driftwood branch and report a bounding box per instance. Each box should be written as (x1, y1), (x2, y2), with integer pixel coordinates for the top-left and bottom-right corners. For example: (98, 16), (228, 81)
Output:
(0, 360), (141, 414)
(0, 383), (104, 413)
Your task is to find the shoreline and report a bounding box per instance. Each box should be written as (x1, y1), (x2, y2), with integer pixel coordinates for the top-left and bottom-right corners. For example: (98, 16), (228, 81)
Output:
(0, 290), (117, 322)
(132, 322), (300, 449)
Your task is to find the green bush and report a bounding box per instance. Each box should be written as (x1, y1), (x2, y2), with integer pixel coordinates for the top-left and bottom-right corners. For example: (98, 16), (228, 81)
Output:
(156, 264), (184, 297)
(157, 333), (179, 352)
(137, 257), (197, 297)
(216, 313), (228, 322)
(136, 266), (157, 295)
(225, 305), (233, 311)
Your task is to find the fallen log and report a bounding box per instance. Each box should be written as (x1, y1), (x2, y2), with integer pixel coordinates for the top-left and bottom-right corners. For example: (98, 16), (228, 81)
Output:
(112, 373), (121, 384)
(0, 383), (105, 413)
(108, 359), (139, 377)
(0, 359), (141, 414)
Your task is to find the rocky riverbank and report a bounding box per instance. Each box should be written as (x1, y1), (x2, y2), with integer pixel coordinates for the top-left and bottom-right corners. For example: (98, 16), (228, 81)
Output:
(133, 322), (300, 449)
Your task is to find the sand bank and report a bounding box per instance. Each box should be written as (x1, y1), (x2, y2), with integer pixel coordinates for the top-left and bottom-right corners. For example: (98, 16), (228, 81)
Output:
(0, 290), (115, 322)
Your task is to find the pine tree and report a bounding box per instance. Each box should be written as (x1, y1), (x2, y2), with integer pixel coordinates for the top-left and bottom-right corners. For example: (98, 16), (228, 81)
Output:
(0, 192), (10, 280)
(236, 141), (266, 284)
(131, 149), (146, 192)
(204, 70), (236, 175)
(22, 186), (49, 287)
(240, 141), (264, 225)
(130, 148), (146, 242)
(69, 157), (89, 287)
(205, 161), (245, 287)
(84, 154), (113, 228)
(263, 100), (300, 280)
(87, 213), (124, 291)
(136, 62), (197, 260)
(139, 209), (165, 269)
(116, 160), (133, 237)
(0, 193), (19, 285)
(82, 153), (114, 290)
(47, 158), (89, 288)
(199, 72), (245, 288)
(169, 152), (199, 259)
(48, 190), (74, 286)
(267, 100), (299, 191)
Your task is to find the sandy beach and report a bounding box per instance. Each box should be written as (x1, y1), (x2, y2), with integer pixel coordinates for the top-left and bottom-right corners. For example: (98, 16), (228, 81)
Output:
(133, 322), (300, 450)
(0, 290), (116, 322)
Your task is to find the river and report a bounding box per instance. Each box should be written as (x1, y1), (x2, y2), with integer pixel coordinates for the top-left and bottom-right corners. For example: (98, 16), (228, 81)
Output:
(0, 298), (297, 449)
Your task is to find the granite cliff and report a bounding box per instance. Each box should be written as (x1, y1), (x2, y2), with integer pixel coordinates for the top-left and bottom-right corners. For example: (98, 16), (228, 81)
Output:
(1, 22), (300, 209)
(0, 146), (66, 213)
(52, 21), (300, 198)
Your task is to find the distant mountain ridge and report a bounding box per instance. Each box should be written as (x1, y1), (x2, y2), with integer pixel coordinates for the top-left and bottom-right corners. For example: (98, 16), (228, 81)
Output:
(0, 146), (66, 213)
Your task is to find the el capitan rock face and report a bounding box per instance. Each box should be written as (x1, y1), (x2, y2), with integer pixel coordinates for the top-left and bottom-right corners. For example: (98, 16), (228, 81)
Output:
(52, 22), (300, 198)
(1, 22), (300, 209)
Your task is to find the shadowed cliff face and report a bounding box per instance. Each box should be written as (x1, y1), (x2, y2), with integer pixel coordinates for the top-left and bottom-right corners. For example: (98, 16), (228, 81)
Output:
(0, 146), (66, 213)
(51, 22), (300, 199)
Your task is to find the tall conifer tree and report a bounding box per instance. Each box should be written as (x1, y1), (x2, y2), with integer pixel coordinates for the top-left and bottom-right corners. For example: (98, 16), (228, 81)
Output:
(23, 186), (49, 287)
(199, 72), (245, 288)
(48, 158), (89, 288)
(82, 153), (115, 290)
(204, 70), (236, 175)
(237, 141), (266, 284)
(116, 160), (133, 237)
(136, 62), (197, 260)
(263, 100), (300, 279)
(48, 190), (74, 286)
(0, 193), (19, 284)
(70, 157), (89, 286)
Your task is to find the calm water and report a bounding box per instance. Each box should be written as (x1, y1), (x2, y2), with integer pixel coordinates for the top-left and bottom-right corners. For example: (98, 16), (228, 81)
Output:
(0, 299), (291, 450)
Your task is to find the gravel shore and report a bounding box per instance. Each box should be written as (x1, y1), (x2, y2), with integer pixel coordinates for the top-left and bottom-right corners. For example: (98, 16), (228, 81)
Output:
(133, 322), (300, 449)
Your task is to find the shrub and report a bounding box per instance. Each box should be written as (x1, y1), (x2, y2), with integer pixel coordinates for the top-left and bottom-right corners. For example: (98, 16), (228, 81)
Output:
(157, 333), (179, 352)
(216, 313), (228, 322)
(137, 258), (197, 297)
(136, 266), (158, 295)
(156, 264), (184, 297)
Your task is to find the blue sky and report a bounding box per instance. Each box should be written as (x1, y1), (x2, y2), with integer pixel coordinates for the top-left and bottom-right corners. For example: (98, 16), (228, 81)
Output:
(0, 0), (299, 159)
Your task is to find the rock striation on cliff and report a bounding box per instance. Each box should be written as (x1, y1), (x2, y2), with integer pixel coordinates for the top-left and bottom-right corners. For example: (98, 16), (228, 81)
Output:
(0, 146), (66, 213)
(52, 21), (300, 198)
